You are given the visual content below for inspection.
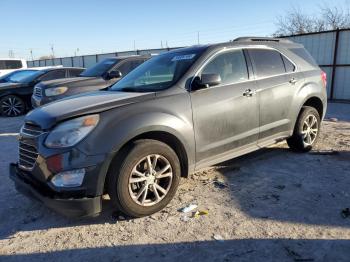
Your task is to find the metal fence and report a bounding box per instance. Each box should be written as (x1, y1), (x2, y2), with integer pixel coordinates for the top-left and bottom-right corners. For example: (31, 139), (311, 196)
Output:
(286, 29), (350, 101)
(28, 29), (350, 101)
(27, 47), (179, 69)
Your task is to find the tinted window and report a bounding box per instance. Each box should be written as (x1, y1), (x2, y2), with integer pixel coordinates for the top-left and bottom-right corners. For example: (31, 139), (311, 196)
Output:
(282, 56), (296, 73)
(116, 61), (133, 76)
(0, 60), (23, 70)
(2, 70), (38, 83)
(249, 49), (285, 78)
(201, 50), (248, 85)
(39, 70), (66, 81)
(110, 49), (205, 92)
(68, 68), (84, 77)
(116, 59), (146, 76)
(290, 48), (318, 66)
(80, 58), (118, 77)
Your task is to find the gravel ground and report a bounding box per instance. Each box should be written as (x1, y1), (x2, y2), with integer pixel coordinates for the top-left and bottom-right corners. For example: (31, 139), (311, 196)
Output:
(0, 102), (349, 262)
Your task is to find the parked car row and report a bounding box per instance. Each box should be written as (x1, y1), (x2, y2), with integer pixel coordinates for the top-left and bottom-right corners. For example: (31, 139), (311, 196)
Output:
(0, 55), (151, 116)
(9, 37), (327, 218)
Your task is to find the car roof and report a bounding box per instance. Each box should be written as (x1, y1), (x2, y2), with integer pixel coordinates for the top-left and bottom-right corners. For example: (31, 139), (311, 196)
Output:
(166, 37), (303, 55)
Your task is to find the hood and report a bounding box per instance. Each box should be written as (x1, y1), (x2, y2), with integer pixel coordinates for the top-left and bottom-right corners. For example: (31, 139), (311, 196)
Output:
(0, 82), (25, 90)
(41, 76), (103, 88)
(25, 91), (156, 129)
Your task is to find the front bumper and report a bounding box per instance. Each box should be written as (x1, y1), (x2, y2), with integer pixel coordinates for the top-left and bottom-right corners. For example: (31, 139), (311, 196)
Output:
(9, 163), (102, 217)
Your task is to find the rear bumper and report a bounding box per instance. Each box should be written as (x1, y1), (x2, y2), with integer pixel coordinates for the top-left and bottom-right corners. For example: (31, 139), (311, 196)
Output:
(9, 163), (102, 217)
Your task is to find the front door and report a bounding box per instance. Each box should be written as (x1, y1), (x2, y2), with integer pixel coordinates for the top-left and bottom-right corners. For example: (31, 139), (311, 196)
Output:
(190, 49), (259, 166)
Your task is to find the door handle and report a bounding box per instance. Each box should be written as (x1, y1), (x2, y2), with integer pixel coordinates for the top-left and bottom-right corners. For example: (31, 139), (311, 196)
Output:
(243, 89), (255, 97)
(289, 78), (298, 84)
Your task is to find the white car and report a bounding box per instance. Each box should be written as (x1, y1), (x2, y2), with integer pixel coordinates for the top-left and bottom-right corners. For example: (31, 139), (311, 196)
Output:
(0, 58), (27, 77)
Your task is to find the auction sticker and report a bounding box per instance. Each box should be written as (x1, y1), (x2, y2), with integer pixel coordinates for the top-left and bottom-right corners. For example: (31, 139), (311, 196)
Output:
(171, 54), (196, 61)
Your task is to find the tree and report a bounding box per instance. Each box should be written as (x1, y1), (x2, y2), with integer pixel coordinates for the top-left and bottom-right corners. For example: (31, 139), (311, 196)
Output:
(38, 55), (55, 60)
(274, 3), (350, 36)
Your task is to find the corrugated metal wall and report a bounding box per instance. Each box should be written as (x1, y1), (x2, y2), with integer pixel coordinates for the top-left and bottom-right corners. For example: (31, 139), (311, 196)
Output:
(286, 29), (350, 100)
(28, 47), (178, 71)
(28, 29), (350, 100)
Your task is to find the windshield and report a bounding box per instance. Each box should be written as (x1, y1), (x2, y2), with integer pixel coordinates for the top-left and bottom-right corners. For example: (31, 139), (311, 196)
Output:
(79, 58), (118, 77)
(110, 49), (204, 92)
(1, 70), (38, 83)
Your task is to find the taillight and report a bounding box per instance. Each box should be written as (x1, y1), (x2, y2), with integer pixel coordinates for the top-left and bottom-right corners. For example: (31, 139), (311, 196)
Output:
(321, 71), (327, 88)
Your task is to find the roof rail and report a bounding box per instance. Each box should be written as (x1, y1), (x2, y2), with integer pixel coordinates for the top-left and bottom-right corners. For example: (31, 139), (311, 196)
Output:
(233, 37), (293, 43)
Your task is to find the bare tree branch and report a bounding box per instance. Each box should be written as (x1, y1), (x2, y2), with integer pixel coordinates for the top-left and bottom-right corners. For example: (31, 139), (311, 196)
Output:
(274, 2), (350, 36)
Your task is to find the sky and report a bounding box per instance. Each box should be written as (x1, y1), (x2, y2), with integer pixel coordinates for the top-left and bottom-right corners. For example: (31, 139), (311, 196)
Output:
(1, 0), (349, 60)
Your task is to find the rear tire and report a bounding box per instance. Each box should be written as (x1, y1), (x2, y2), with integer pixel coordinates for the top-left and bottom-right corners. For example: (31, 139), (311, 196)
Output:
(287, 106), (321, 152)
(0, 95), (26, 117)
(107, 139), (181, 218)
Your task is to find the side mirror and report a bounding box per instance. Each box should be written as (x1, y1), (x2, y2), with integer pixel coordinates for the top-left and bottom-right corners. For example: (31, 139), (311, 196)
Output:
(108, 70), (122, 79)
(192, 74), (221, 91)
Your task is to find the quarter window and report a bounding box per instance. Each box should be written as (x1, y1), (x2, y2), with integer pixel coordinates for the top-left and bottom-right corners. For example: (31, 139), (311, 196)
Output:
(282, 56), (296, 73)
(201, 50), (249, 85)
(248, 49), (286, 78)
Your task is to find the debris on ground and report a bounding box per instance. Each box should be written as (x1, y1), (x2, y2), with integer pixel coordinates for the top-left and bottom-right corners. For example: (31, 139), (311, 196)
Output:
(328, 118), (338, 122)
(179, 204), (198, 213)
(213, 177), (228, 189)
(180, 215), (190, 222)
(213, 234), (224, 241)
(341, 208), (350, 218)
(310, 150), (339, 155)
(193, 210), (209, 218)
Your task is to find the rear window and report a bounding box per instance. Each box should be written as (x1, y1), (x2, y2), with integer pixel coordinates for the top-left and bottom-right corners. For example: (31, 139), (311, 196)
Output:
(248, 49), (286, 78)
(290, 48), (318, 66)
(0, 60), (23, 70)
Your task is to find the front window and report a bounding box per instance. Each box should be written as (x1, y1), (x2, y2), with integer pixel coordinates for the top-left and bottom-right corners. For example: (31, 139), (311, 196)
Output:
(19, 70), (46, 83)
(79, 58), (118, 77)
(110, 49), (205, 92)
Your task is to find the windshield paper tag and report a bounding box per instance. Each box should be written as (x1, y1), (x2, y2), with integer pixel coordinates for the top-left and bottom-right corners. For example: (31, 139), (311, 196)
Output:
(171, 54), (196, 61)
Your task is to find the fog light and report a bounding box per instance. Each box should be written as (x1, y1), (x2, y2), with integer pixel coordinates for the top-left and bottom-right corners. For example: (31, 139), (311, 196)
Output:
(51, 169), (85, 188)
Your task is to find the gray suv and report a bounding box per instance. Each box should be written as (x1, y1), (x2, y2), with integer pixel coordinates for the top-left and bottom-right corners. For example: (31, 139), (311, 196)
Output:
(10, 37), (327, 218)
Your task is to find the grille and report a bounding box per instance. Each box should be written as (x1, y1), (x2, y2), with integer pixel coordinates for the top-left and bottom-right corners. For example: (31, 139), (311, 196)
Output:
(33, 86), (42, 98)
(18, 123), (42, 170)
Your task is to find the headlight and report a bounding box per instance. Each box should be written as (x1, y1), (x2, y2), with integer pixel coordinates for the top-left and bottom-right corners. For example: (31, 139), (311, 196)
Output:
(45, 114), (99, 148)
(45, 86), (68, 96)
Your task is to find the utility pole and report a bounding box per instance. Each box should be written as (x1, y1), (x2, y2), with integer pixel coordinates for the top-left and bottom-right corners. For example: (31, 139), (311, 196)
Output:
(8, 50), (14, 58)
(50, 44), (55, 58)
(133, 40), (136, 51)
(197, 31), (200, 45)
(166, 41), (168, 48)
(161, 40), (163, 48)
(30, 49), (34, 60)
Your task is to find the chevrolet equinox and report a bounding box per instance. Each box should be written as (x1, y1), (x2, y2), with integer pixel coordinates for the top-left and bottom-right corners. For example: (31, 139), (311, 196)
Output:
(10, 37), (327, 218)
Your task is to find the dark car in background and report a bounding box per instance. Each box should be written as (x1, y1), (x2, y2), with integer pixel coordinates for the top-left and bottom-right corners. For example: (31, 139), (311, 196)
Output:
(31, 55), (151, 107)
(0, 67), (84, 116)
(0, 69), (39, 83)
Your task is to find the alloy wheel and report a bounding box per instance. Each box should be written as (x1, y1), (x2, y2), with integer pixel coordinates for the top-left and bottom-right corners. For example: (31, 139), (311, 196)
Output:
(128, 154), (173, 206)
(301, 114), (318, 146)
(1, 96), (24, 116)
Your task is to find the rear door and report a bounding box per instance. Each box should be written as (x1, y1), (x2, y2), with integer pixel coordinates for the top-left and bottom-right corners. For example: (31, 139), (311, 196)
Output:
(191, 49), (259, 166)
(247, 48), (303, 145)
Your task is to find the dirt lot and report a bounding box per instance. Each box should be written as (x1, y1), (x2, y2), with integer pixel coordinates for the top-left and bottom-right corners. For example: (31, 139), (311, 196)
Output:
(0, 102), (349, 262)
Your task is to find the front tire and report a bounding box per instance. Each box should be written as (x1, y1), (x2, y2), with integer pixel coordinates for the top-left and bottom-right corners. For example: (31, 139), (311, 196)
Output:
(107, 139), (181, 217)
(0, 95), (26, 117)
(287, 106), (321, 152)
